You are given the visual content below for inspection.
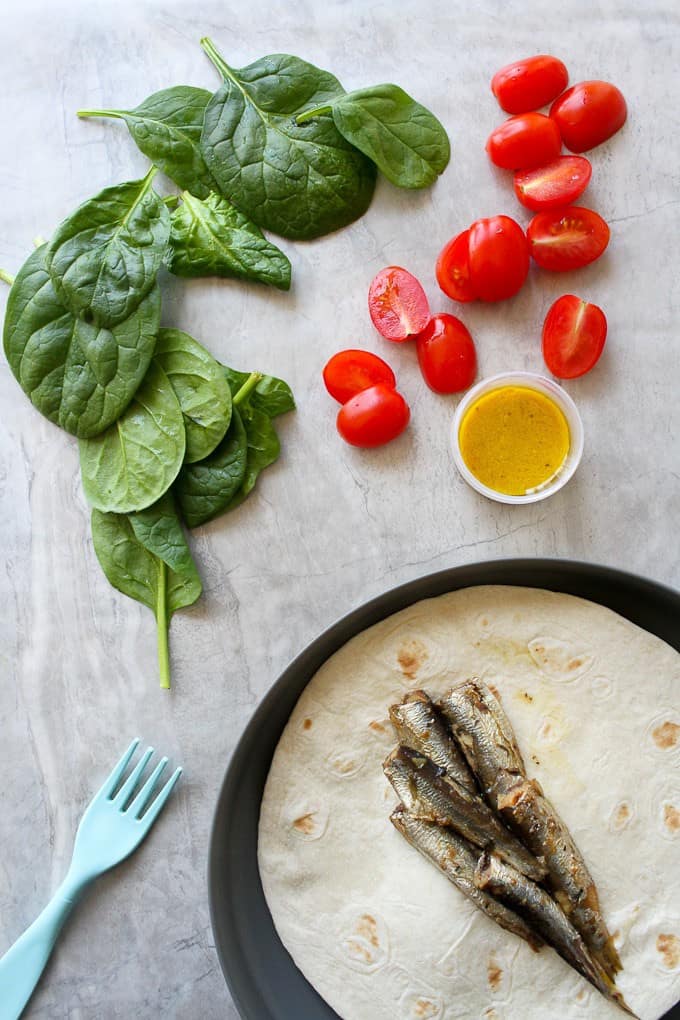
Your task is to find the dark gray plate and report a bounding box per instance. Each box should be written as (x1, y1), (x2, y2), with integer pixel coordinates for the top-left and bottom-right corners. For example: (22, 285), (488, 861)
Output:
(208, 558), (680, 1020)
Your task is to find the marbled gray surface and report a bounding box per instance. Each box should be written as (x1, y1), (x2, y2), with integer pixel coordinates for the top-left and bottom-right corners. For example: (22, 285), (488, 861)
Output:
(0, 1), (678, 1017)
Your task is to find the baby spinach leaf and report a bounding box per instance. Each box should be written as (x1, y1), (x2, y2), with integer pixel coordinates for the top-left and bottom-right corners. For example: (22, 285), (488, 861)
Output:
(199, 38), (376, 240)
(3, 245), (160, 438)
(296, 83), (450, 189)
(79, 360), (186, 513)
(153, 327), (232, 463)
(91, 491), (201, 688)
(222, 366), (295, 418)
(167, 191), (291, 289)
(175, 407), (248, 528)
(46, 169), (171, 328)
(78, 87), (219, 199)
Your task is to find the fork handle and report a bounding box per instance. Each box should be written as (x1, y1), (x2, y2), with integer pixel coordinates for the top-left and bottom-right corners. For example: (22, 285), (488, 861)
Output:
(0, 872), (88, 1019)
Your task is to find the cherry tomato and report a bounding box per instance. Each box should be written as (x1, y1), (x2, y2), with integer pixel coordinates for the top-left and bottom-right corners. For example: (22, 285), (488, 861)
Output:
(323, 349), (396, 404)
(468, 216), (530, 301)
(486, 113), (562, 170)
(550, 81), (627, 152)
(542, 294), (607, 378)
(527, 207), (610, 271)
(513, 156), (592, 211)
(436, 229), (476, 302)
(416, 314), (477, 394)
(368, 266), (430, 342)
(336, 384), (410, 448)
(491, 55), (569, 114)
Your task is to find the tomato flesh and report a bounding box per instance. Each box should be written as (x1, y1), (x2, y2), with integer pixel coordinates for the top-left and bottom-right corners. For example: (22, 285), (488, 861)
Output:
(543, 294), (607, 378)
(491, 55), (569, 114)
(468, 215), (529, 301)
(368, 266), (430, 342)
(514, 156), (592, 211)
(486, 112), (562, 170)
(416, 314), (477, 394)
(550, 80), (627, 152)
(527, 206), (610, 271)
(436, 229), (476, 302)
(336, 384), (410, 447)
(323, 349), (396, 404)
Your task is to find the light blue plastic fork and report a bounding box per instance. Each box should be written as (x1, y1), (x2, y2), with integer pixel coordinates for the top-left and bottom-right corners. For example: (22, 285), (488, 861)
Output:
(0, 739), (182, 1019)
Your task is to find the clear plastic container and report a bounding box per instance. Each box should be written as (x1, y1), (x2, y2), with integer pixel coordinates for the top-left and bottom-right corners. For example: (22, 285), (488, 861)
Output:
(451, 371), (584, 505)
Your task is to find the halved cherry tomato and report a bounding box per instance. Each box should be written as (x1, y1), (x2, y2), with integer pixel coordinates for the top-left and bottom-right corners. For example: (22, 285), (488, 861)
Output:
(336, 384), (410, 447)
(542, 294), (607, 378)
(550, 81), (627, 152)
(486, 113), (562, 170)
(368, 266), (430, 342)
(323, 350), (396, 404)
(416, 314), (477, 394)
(468, 216), (529, 300)
(527, 207), (610, 271)
(491, 55), (569, 114)
(514, 156), (592, 211)
(436, 229), (476, 302)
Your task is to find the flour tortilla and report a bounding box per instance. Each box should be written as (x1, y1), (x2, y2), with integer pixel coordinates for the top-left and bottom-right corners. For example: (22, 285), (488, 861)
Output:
(258, 586), (680, 1020)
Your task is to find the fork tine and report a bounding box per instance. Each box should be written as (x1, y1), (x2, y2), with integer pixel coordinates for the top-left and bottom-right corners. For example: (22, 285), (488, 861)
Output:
(128, 757), (168, 818)
(99, 739), (141, 799)
(138, 767), (183, 827)
(113, 747), (154, 808)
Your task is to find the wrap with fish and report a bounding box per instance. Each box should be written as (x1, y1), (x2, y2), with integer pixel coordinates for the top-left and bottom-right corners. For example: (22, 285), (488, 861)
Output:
(258, 586), (680, 1020)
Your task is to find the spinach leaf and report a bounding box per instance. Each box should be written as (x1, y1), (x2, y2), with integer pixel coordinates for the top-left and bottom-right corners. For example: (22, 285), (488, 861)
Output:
(91, 491), (201, 688)
(154, 327), (232, 463)
(296, 84), (450, 189)
(78, 87), (219, 199)
(175, 407), (248, 528)
(199, 38), (376, 240)
(223, 402), (280, 513)
(46, 169), (171, 328)
(3, 245), (161, 438)
(79, 360), (185, 513)
(222, 366), (295, 418)
(167, 191), (291, 289)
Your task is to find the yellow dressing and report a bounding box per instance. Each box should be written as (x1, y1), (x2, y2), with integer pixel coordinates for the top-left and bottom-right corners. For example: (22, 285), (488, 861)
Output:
(458, 385), (570, 496)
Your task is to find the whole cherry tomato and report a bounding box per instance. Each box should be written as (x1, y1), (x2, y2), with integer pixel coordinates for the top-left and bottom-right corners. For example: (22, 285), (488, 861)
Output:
(513, 156), (592, 211)
(550, 81), (627, 152)
(542, 294), (607, 378)
(416, 314), (477, 394)
(368, 266), (430, 342)
(436, 229), (475, 302)
(486, 112), (562, 170)
(491, 55), (569, 114)
(323, 350), (396, 404)
(527, 206), (610, 271)
(468, 215), (530, 300)
(336, 384), (410, 447)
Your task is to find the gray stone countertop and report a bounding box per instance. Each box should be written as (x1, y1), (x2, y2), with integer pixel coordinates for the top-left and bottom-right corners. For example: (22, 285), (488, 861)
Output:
(0, 0), (678, 1017)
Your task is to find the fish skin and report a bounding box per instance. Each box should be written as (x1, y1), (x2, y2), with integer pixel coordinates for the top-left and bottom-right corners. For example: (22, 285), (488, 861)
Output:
(492, 772), (622, 978)
(389, 690), (477, 794)
(475, 852), (637, 1017)
(390, 806), (544, 953)
(438, 679), (526, 793)
(384, 746), (546, 882)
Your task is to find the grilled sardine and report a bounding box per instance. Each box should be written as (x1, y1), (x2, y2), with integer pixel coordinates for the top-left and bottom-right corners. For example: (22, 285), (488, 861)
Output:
(475, 852), (636, 1017)
(384, 746), (546, 882)
(390, 806), (543, 952)
(389, 690), (477, 794)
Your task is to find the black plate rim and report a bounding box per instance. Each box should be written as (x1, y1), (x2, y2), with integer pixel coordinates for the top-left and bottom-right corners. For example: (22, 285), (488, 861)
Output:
(208, 557), (680, 1020)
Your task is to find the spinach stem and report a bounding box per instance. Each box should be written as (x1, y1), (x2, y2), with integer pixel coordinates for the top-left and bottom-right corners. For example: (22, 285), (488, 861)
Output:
(200, 36), (233, 80)
(233, 371), (263, 406)
(162, 195), (181, 209)
(77, 108), (124, 119)
(0, 269), (15, 286)
(295, 104), (334, 125)
(33, 236), (47, 248)
(157, 559), (171, 690)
